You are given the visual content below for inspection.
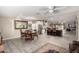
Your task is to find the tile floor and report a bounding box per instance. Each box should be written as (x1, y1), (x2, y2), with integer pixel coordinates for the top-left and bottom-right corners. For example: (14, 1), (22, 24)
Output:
(4, 31), (76, 53)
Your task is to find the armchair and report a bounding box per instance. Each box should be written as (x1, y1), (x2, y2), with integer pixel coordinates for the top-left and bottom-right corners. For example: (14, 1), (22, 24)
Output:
(0, 33), (4, 53)
(69, 41), (79, 53)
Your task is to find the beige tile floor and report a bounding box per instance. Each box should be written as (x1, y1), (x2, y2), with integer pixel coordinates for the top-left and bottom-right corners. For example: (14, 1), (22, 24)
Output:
(4, 31), (76, 53)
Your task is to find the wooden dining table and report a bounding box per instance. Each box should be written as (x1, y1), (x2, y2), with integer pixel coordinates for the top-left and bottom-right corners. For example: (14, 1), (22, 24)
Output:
(20, 30), (38, 40)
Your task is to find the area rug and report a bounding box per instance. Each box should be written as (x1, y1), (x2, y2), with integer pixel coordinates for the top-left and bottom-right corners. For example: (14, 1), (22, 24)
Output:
(33, 43), (68, 53)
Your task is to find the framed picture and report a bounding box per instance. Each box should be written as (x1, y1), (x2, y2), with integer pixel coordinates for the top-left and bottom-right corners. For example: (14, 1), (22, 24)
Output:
(14, 20), (28, 29)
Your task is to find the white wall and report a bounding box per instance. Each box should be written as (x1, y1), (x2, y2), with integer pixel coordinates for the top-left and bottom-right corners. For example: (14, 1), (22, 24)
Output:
(0, 11), (78, 40)
(0, 17), (20, 40)
(77, 14), (79, 41)
(0, 20), (1, 32)
(0, 17), (44, 40)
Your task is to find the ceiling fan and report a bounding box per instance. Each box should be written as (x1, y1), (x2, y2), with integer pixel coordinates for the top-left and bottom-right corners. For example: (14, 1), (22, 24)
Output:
(39, 6), (59, 14)
(36, 6), (67, 15)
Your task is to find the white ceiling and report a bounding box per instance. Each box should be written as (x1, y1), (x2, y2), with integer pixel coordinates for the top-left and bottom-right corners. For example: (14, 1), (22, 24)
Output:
(0, 6), (48, 17)
(0, 6), (79, 23)
(0, 6), (78, 17)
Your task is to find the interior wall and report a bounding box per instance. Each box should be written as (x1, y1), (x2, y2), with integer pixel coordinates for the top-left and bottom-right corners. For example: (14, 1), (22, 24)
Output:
(0, 19), (1, 32)
(0, 17), (44, 40)
(0, 19), (1, 30)
(0, 17), (20, 40)
(77, 14), (79, 41)
(76, 17), (78, 41)
(0, 11), (78, 40)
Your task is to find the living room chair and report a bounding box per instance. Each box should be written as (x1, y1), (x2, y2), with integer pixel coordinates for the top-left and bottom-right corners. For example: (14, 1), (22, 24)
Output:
(0, 33), (4, 53)
(69, 41), (79, 53)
